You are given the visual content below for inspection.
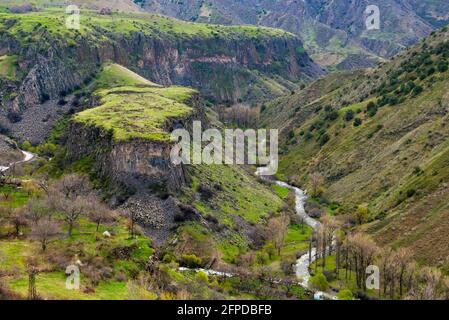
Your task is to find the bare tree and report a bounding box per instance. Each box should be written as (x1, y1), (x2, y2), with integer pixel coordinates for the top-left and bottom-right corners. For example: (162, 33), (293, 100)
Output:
(24, 198), (52, 223)
(57, 197), (86, 237)
(309, 172), (323, 197)
(268, 213), (290, 256)
(394, 248), (413, 298)
(52, 174), (90, 200)
(29, 220), (61, 251)
(10, 208), (28, 236)
(86, 196), (116, 232)
(411, 267), (443, 300)
(346, 233), (379, 291)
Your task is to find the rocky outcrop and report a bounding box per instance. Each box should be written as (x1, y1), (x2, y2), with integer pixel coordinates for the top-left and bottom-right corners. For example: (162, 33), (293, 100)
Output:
(66, 93), (203, 197)
(140, 0), (446, 68)
(1, 16), (322, 117)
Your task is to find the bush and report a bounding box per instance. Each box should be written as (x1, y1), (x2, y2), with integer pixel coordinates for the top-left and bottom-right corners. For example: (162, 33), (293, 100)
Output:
(353, 118), (362, 127)
(345, 110), (354, 121)
(406, 189), (416, 198)
(326, 110), (339, 121)
(195, 271), (209, 284)
(437, 61), (448, 73)
(367, 101), (377, 117)
(309, 273), (329, 291)
(179, 254), (202, 268)
(319, 133), (330, 146)
(337, 289), (354, 300)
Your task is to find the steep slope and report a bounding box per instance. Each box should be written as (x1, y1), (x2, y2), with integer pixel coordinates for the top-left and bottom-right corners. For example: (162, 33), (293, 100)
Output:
(138, 0), (449, 70)
(262, 26), (449, 264)
(0, 6), (322, 144)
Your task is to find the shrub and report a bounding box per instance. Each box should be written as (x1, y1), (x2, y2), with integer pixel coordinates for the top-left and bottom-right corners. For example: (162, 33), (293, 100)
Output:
(195, 271), (209, 284)
(406, 189), (416, 198)
(412, 85), (423, 97)
(367, 101), (377, 117)
(0, 118), (10, 134)
(39, 93), (50, 103)
(326, 110), (339, 121)
(353, 118), (362, 127)
(437, 61), (448, 73)
(179, 254), (202, 268)
(319, 133), (330, 146)
(345, 110), (354, 121)
(337, 289), (354, 300)
(309, 273), (329, 291)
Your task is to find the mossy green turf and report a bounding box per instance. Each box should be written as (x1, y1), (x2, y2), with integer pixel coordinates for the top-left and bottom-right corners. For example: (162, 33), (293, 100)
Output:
(0, 7), (292, 43)
(0, 55), (18, 79)
(74, 63), (196, 142)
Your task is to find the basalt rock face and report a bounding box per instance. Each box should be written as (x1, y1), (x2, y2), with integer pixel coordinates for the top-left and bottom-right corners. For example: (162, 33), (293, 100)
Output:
(139, 0), (448, 69)
(66, 94), (203, 199)
(68, 122), (187, 193)
(1, 21), (322, 118)
(114, 33), (323, 103)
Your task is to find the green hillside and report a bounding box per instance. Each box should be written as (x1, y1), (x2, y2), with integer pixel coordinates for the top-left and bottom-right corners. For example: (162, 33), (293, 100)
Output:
(262, 26), (449, 264)
(74, 63), (196, 142)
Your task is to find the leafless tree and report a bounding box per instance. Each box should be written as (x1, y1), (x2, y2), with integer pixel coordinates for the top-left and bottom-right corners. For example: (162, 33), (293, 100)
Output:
(57, 197), (86, 237)
(345, 233), (379, 291)
(10, 208), (28, 236)
(52, 173), (90, 201)
(268, 212), (290, 256)
(309, 172), (323, 197)
(29, 220), (61, 252)
(24, 198), (53, 223)
(86, 195), (116, 232)
(394, 248), (413, 298)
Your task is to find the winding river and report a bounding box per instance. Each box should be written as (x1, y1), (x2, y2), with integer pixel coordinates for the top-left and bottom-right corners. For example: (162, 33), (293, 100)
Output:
(0, 150), (35, 173)
(256, 168), (336, 300)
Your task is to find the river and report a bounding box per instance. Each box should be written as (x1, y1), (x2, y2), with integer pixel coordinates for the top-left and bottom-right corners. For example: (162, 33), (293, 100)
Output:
(256, 168), (336, 300)
(0, 150), (35, 173)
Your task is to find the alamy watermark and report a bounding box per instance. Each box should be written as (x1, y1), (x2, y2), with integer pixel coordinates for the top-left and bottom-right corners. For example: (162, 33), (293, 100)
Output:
(366, 265), (380, 290)
(65, 265), (80, 290)
(365, 5), (380, 31)
(66, 5), (80, 30)
(170, 121), (279, 175)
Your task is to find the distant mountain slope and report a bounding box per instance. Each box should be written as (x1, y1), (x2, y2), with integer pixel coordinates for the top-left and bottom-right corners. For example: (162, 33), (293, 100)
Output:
(137, 0), (449, 70)
(261, 26), (449, 264)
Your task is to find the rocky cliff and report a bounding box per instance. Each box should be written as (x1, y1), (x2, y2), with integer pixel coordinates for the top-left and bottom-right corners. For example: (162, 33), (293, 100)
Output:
(0, 8), (322, 118)
(138, 0), (449, 70)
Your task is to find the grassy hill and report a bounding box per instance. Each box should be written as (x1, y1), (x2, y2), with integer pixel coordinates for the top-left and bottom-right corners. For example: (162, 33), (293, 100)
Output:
(262, 26), (449, 264)
(74, 63), (196, 142)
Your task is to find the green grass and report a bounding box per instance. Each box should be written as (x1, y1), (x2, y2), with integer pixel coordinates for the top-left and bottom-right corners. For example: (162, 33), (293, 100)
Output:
(272, 185), (290, 199)
(0, 55), (18, 79)
(0, 185), (32, 208)
(74, 64), (196, 142)
(281, 224), (312, 258)
(179, 165), (284, 263)
(7, 272), (157, 300)
(0, 7), (291, 44)
(94, 63), (159, 89)
(0, 212), (154, 299)
(187, 165), (283, 224)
